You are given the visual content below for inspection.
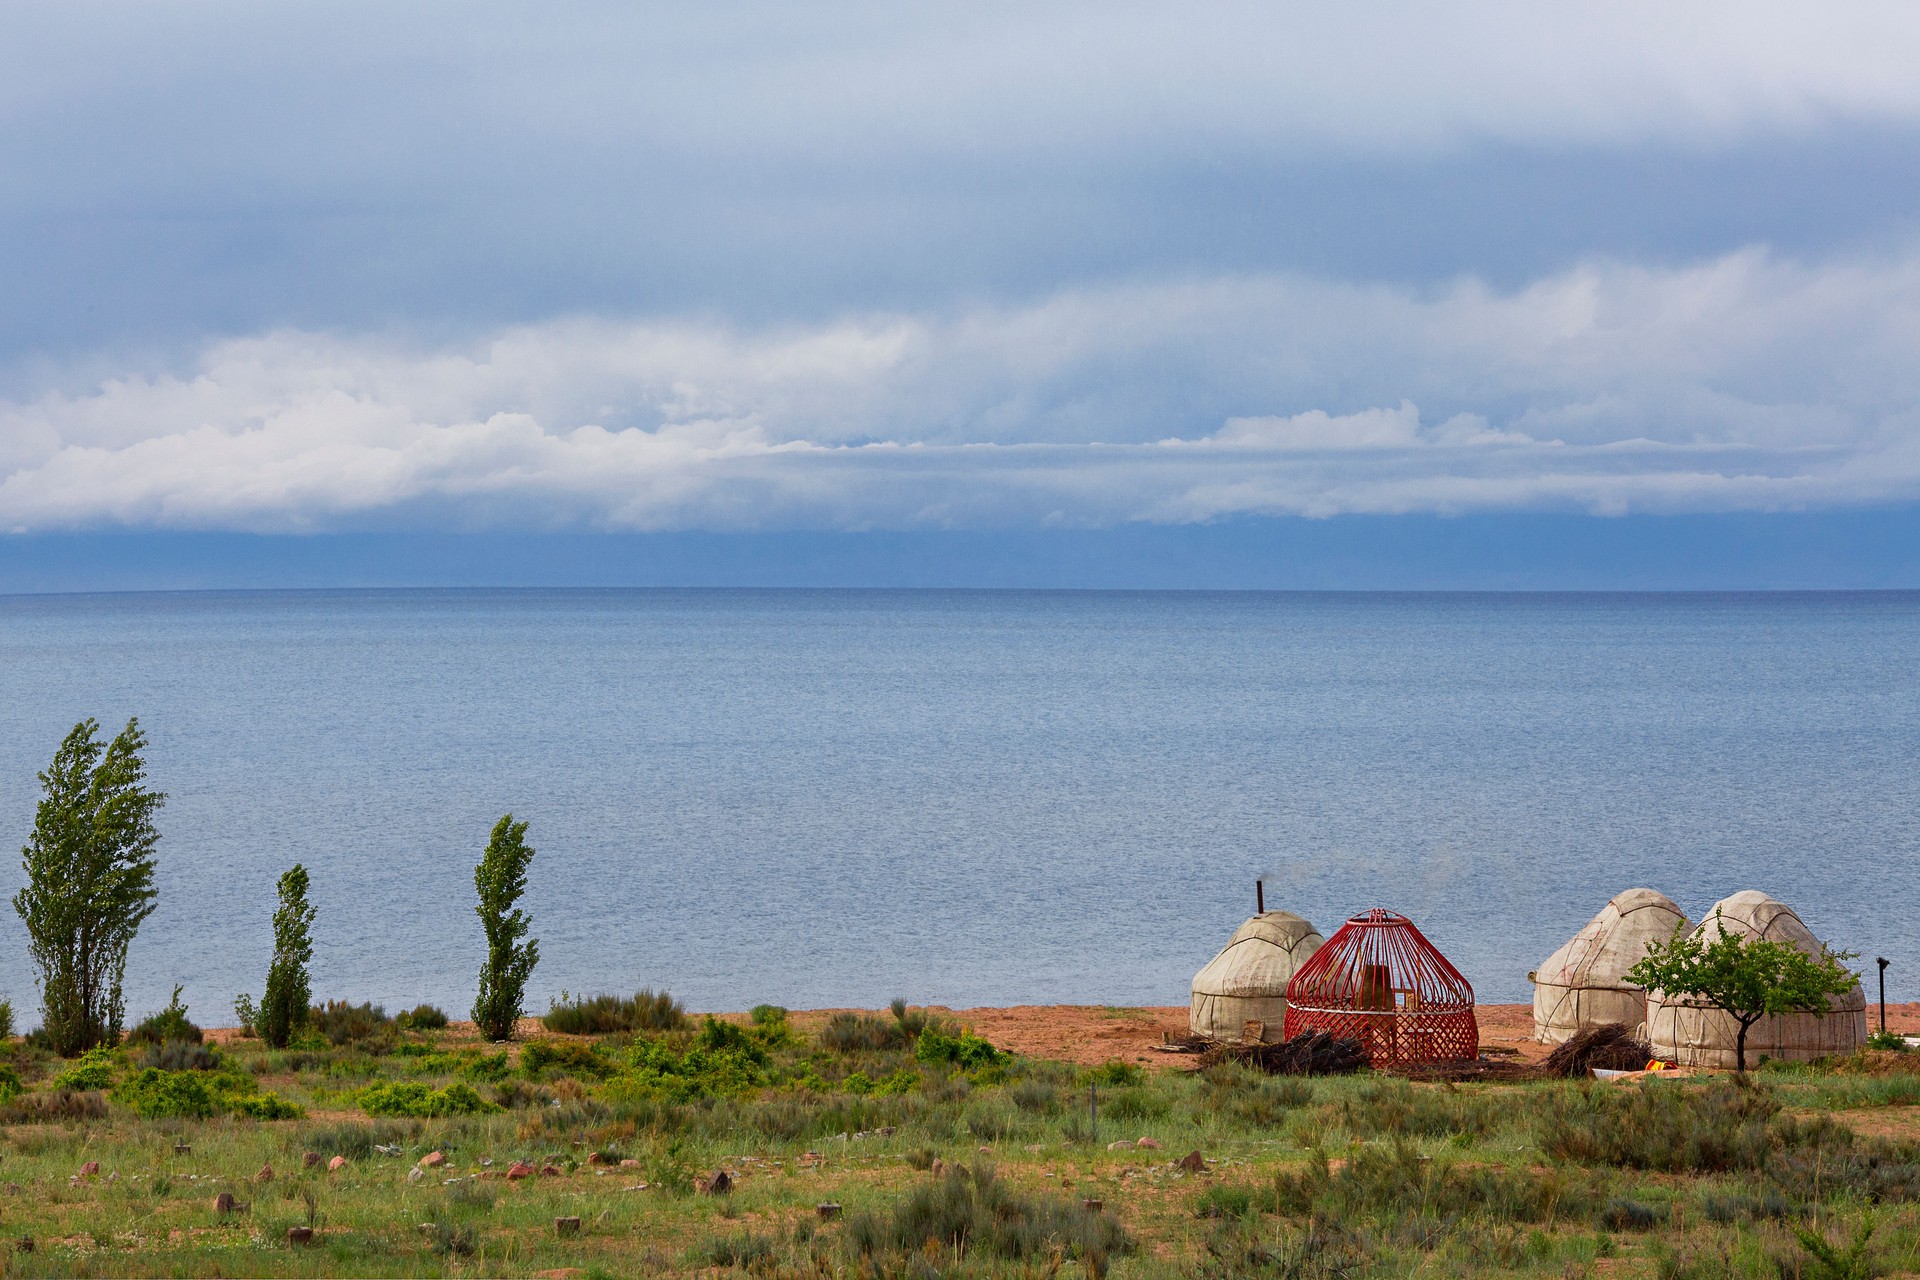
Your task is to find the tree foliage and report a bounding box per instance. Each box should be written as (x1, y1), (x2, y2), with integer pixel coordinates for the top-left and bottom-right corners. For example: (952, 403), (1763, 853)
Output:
(1625, 912), (1859, 1072)
(472, 813), (539, 1041)
(259, 863), (316, 1049)
(13, 718), (164, 1056)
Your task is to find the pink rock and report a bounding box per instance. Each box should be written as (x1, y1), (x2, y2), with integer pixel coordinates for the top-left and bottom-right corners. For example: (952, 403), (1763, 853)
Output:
(327, 1155), (347, 1172)
(619, 1158), (642, 1168)
(79, 1161), (99, 1177)
(507, 1161), (535, 1181)
(418, 1151), (446, 1169)
(539, 1164), (562, 1177)
(256, 1164), (275, 1182)
(1136, 1137), (1161, 1150)
(302, 1151), (321, 1168)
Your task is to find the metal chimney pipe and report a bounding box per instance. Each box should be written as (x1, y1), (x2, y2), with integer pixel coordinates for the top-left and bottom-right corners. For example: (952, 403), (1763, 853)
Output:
(1256, 879), (1264, 914)
(1878, 957), (1889, 1034)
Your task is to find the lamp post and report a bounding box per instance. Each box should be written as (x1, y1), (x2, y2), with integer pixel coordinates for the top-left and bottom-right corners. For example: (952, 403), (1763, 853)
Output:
(1878, 957), (1889, 1035)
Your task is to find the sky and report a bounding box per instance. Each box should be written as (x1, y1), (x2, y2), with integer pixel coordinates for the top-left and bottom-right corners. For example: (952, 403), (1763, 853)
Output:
(4, 3), (1920, 585)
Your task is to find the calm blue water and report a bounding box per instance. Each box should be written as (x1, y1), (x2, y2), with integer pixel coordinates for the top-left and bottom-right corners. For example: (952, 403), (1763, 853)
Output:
(0, 589), (1913, 1029)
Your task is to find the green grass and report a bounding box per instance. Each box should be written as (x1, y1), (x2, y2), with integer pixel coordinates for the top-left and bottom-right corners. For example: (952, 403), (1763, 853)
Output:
(0, 1020), (1916, 1276)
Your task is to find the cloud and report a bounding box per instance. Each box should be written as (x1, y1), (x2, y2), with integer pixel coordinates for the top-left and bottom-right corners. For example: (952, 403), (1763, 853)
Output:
(4, 245), (1920, 532)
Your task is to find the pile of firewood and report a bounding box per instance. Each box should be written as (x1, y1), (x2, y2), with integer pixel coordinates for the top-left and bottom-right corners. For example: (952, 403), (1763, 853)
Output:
(1541, 1023), (1654, 1078)
(1200, 1030), (1369, 1076)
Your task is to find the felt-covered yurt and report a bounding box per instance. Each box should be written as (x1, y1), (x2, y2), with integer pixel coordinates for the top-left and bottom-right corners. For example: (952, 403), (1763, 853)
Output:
(1532, 888), (1688, 1045)
(1646, 890), (1866, 1068)
(1190, 911), (1325, 1043)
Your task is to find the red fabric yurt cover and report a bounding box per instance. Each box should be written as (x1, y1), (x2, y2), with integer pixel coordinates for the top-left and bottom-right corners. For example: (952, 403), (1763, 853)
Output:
(1282, 908), (1477, 1067)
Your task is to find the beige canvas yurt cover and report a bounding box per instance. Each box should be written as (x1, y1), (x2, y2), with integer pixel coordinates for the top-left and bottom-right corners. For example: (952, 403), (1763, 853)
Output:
(1646, 890), (1866, 1068)
(1532, 888), (1688, 1045)
(1190, 911), (1324, 1044)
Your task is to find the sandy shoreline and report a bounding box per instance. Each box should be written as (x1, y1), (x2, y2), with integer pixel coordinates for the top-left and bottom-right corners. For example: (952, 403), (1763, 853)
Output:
(205, 1000), (1920, 1068)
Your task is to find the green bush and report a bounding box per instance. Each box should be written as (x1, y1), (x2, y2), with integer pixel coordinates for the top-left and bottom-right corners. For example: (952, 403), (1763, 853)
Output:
(0, 1065), (22, 1104)
(1539, 1079), (1777, 1172)
(1090, 1061), (1141, 1087)
(136, 1040), (219, 1072)
(1272, 1141), (1579, 1226)
(846, 1161), (1130, 1266)
(53, 1047), (117, 1091)
(521, 1039), (613, 1079)
(125, 987), (203, 1046)
(230, 1091), (303, 1120)
(541, 989), (687, 1035)
(749, 1004), (787, 1026)
(112, 1067), (217, 1118)
(358, 1080), (500, 1118)
(615, 1021), (771, 1102)
(397, 1004), (449, 1031)
(310, 1000), (393, 1047)
(0, 999), (13, 1041)
(1341, 1078), (1500, 1139)
(819, 1011), (905, 1053)
(1867, 1030), (1910, 1052)
(915, 1027), (1003, 1070)
(460, 1051), (512, 1083)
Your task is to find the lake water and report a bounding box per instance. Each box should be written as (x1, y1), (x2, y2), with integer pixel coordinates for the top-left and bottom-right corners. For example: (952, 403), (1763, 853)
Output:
(0, 589), (1913, 1028)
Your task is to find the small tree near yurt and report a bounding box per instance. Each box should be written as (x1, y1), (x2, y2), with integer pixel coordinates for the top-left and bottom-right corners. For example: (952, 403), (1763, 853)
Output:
(1626, 914), (1858, 1072)
(258, 864), (316, 1049)
(472, 814), (539, 1042)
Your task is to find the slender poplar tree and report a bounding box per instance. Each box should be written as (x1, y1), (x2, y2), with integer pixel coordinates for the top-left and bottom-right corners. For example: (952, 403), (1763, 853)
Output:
(14, 717), (164, 1055)
(472, 814), (539, 1041)
(259, 863), (316, 1049)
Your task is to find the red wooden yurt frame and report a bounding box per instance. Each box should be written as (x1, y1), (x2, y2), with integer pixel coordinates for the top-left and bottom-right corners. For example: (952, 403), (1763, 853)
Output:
(1281, 908), (1478, 1068)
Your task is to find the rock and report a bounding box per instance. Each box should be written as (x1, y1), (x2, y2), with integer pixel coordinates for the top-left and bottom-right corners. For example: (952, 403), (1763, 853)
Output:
(929, 1158), (945, 1175)
(287, 1227), (314, 1246)
(418, 1151), (446, 1169)
(817, 1203), (843, 1220)
(407, 1167), (427, 1184)
(1178, 1150), (1207, 1172)
(554, 1216), (581, 1236)
(302, 1151), (321, 1169)
(1083, 1198), (1104, 1213)
(1106, 1140), (1133, 1151)
(618, 1158), (642, 1168)
(256, 1164), (275, 1183)
(1136, 1137), (1161, 1150)
(584, 1152), (607, 1165)
(696, 1169), (733, 1195)
(328, 1156), (347, 1172)
(79, 1161), (99, 1177)
(507, 1161), (535, 1181)
(878, 1126), (897, 1137)
(214, 1192), (238, 1214)
(538, 1164), (562, 1177)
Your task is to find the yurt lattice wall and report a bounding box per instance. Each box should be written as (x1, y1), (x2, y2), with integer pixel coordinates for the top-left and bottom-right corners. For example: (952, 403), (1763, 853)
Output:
(1282, 909), (1477, 1067)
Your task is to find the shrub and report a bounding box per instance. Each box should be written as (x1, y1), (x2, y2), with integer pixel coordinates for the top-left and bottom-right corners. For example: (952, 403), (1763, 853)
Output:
(311, 1000), (393, 1047)
(750, 1004), (787, 1027)
(1341, 1079), (1500, 1139)
(847, 1161), (1130, 1266)
(1090, 1061), (1141, 1087)
(1596, 1198), (1666, 1230)
(521, 1039), (613, 1080)
(397, 1004), (449, 1031)
(231, 1091), (303, 1120)
(1539, 1079), (1778, 1172)
(818, 1012), (905, 1053)
(915, 1027), (1003, 1070)
(690, 1233), (777, 1270)
(136, 1039), (219, 1072)
(541, 989), (686, 1035)
(472, 813), (539, 1042)
(1195, 1183), (1258, 1220)
(1272, 1141), (1578, 1226)
(460, 1051), (511, 1083)
(125, 986), (202, 1046)
(232, 993), (258, 1038)
(260, 864), (316, 1049)
(1867, 1030), (1910, 1052)
(112, 1067), (217, 1118)
(0, 1088), (108, 1124)
(358, 1080), (500, 1118)
(300, 1120), (412, 1158)
(13, 718), (163, 1056)
(0, 999), (13, 1041)
(0, 1065), (21, 1104)
(53, 1046), (117, 1091)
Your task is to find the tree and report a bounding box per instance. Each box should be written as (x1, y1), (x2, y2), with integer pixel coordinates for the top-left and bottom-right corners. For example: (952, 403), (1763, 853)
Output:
(13, 718), (164, 1055)
(259, 863), (316, 1049)
(1625, 912), (1859, 1072)
(472, 814), (539, 1041)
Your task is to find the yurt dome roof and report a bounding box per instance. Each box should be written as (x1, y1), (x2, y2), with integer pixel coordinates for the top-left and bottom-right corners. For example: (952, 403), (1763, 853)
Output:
(1191, 910), (1323, 997)
(1535, 888), (1687, 991)
(1694, 890), (1832, 950)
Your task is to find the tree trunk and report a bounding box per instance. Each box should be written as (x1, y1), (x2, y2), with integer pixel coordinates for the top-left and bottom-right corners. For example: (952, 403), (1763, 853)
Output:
(1735, 1018), (1751, 1073)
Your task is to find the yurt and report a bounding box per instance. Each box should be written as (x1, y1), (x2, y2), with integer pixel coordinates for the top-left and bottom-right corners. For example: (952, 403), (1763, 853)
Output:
(1531, 888), (1688, 1045)
(1190, 911), (1325, 1043)
(1283, 909), (1478, 1068)
(1646, 890), (1866, 1068)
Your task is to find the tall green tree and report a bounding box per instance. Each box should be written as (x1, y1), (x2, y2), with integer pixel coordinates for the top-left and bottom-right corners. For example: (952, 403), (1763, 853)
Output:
(472, 814), (539, 1041)
(1626, 913), (1859, 1072)
(14, 718), (164, 1056)
(259, 863), (316, 1049)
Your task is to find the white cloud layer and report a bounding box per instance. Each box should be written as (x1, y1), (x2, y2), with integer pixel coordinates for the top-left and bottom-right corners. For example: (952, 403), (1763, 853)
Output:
(5, 245), (1920, 532)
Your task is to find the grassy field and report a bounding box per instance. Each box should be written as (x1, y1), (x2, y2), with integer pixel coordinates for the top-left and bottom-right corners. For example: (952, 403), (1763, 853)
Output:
(0, 999), (1916, 1278)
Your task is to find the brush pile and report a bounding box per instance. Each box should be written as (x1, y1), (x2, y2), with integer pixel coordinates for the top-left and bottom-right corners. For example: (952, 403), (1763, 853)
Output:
(1542, 1023), (1654, 1078)
(1201, 1030), (1368, 1076)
